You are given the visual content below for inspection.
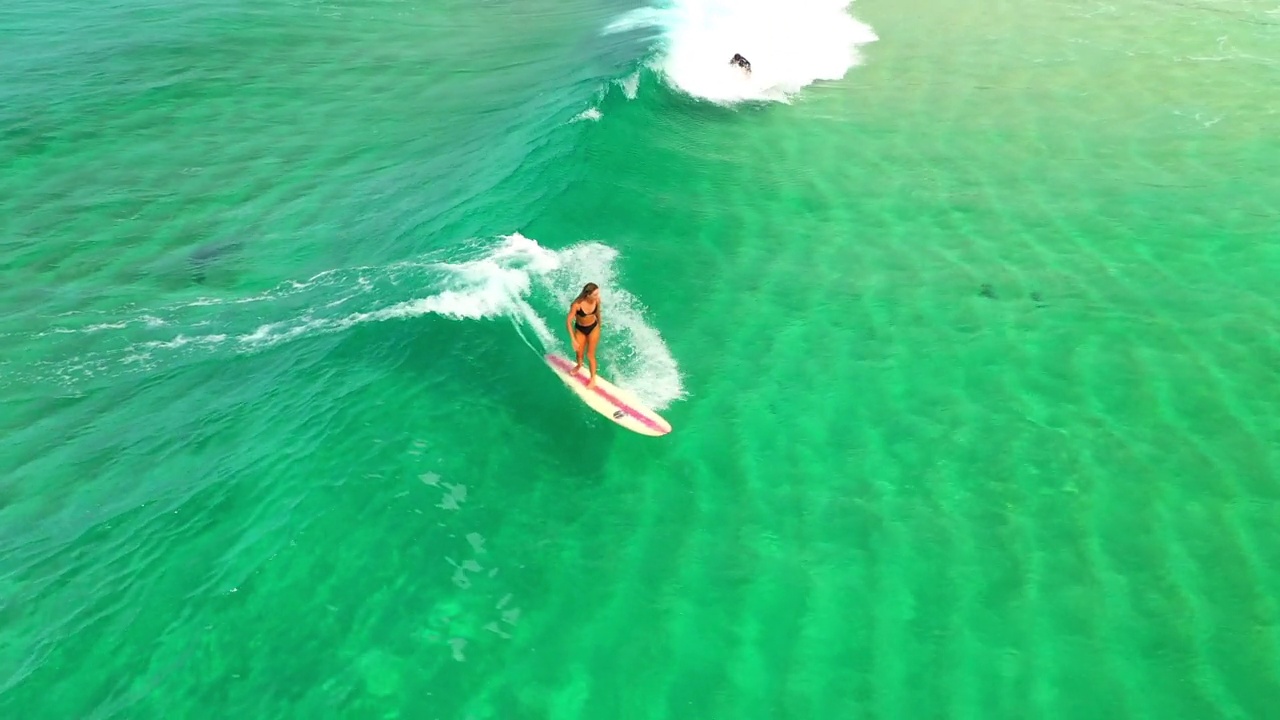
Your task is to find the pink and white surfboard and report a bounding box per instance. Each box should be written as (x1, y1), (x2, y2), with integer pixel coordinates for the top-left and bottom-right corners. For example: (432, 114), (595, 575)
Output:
(544, 354), (672, 436)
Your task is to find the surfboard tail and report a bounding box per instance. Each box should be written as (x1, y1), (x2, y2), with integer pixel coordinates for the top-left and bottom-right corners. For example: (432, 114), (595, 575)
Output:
(544, 354), (671, 436)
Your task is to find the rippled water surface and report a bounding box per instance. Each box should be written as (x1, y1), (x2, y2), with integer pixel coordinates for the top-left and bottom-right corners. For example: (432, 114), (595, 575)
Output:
(2, 0), (1279, 717)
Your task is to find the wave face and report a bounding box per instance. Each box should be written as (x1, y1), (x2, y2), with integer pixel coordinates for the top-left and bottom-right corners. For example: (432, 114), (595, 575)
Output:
(606, 0), (878, 104)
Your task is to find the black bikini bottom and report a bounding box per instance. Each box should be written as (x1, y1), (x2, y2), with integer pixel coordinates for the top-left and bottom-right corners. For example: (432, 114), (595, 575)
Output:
(574, 321), (597, 336)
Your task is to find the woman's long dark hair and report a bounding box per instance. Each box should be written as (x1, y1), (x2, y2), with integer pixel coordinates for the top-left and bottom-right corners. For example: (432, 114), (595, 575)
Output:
(574, 282), (599, 305)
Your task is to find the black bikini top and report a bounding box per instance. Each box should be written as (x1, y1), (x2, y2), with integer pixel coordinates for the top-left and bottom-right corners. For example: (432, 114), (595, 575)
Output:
(576, 303), (596, 317)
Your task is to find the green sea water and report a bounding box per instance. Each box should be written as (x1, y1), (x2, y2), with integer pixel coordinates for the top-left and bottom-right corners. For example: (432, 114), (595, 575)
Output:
(3, 0), (1279, 717)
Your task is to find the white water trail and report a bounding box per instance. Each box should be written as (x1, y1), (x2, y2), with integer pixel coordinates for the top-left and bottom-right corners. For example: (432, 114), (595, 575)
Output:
(39, 234), (686, 411)
(606, 0), (877, 104)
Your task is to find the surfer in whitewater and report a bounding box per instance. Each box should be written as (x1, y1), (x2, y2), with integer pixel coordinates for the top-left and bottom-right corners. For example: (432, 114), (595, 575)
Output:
(566, 282), (601, 388)
(730, 53), (751, 74)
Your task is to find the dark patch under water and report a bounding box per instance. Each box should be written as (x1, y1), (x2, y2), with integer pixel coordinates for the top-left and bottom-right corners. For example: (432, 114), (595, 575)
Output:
(187, 240), (244, 284)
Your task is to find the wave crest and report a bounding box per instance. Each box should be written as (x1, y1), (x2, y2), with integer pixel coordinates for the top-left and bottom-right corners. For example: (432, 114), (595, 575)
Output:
(607, 0), (878, 104)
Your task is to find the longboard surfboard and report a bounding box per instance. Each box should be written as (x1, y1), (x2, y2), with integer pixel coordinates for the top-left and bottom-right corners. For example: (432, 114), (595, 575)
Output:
(544, 353), (672, 437)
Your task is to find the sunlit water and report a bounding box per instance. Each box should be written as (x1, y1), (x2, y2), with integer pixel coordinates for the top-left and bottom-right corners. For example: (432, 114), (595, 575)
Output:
(2, 0), (1279, 717)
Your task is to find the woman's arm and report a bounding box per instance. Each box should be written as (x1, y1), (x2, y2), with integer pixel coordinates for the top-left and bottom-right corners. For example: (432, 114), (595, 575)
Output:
(565, 302), (576, 335)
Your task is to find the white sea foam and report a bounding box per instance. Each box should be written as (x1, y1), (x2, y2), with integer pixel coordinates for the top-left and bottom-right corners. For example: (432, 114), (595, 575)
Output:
(614, 71), (641, 100)
(607, 0), (877, 104)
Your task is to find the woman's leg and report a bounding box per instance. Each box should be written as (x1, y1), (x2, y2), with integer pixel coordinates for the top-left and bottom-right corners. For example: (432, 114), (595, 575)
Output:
(585, 326), (600, 386)
(571, 329), (585, 371)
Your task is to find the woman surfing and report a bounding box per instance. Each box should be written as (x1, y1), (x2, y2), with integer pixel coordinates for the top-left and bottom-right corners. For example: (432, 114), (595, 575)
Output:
(565, 282), (601, 388)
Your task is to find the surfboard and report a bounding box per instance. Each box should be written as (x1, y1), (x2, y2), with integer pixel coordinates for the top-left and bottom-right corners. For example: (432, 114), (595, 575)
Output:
(544, 353), (672, 437)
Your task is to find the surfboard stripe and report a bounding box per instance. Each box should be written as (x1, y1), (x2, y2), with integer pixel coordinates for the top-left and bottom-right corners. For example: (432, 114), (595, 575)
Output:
(545, 354), (668, 434)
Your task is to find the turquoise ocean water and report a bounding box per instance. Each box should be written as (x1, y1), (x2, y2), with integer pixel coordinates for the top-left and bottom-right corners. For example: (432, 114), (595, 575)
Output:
(3, 0), (1279, 717)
